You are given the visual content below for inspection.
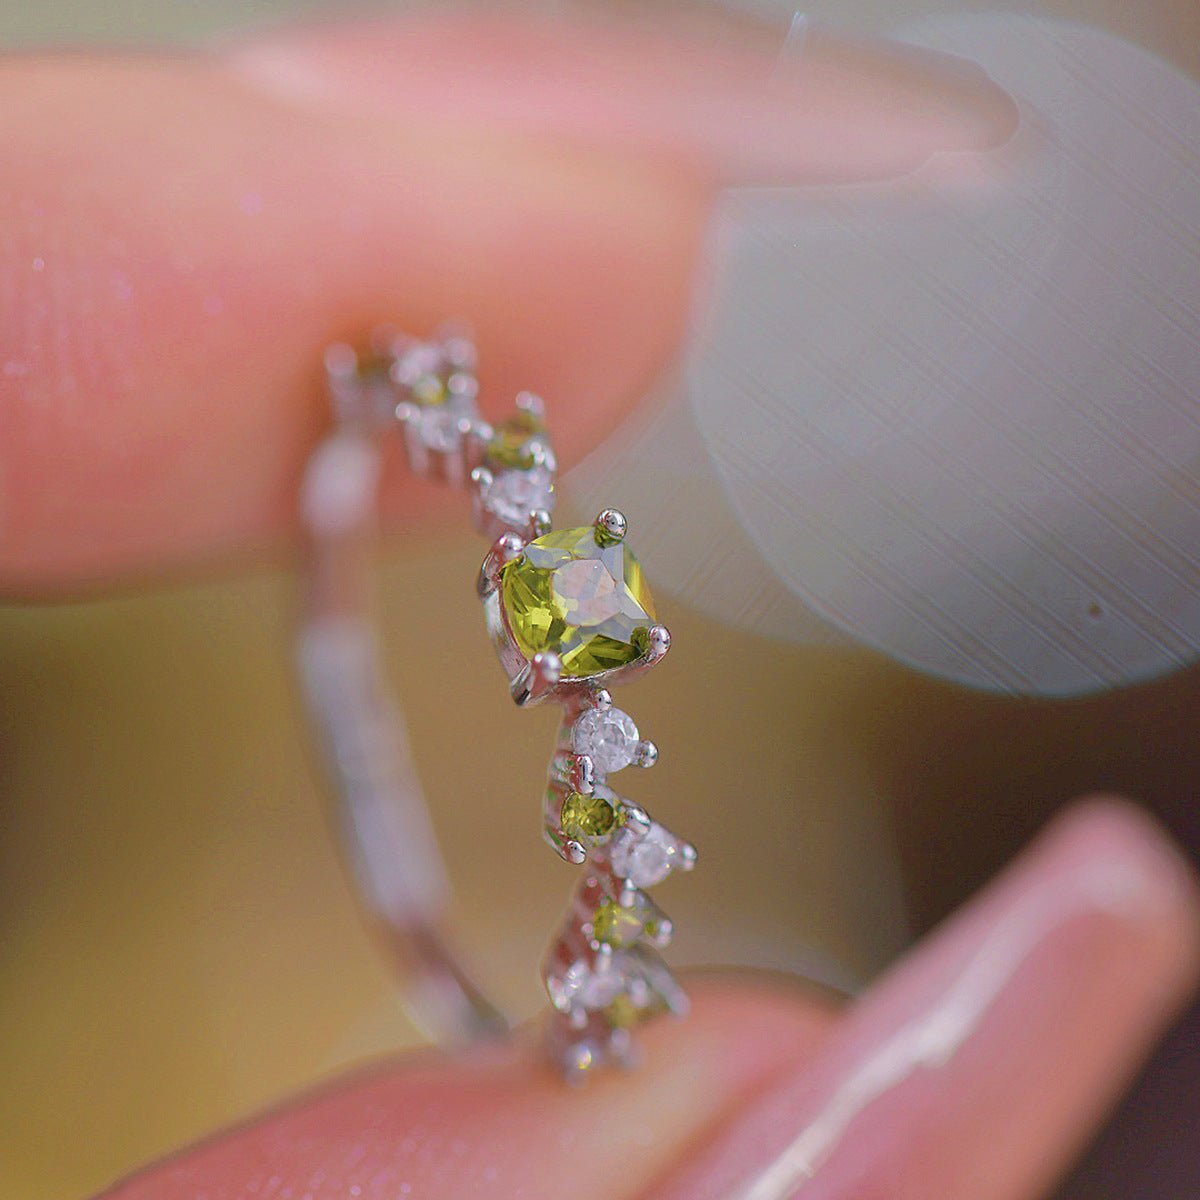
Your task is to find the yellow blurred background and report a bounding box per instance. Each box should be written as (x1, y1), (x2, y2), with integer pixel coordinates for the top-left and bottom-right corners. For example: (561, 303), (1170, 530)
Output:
(0, 530), (922, 1197)
(2, 3), (1199, 1199)
(7, 513), (1200, 1199)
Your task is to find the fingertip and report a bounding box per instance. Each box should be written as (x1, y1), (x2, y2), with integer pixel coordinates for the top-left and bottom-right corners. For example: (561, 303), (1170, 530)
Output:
(652, 799), (1200, 1200)
(100, 977), (835, 1200)
(1036, 794), (1200, 983)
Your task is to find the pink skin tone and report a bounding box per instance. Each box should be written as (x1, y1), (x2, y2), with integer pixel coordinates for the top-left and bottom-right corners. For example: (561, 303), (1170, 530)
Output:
(653, 802), (1200, 1200)
(100, 801), (1199, 1200)
(0, 9), (1015, 593)
(2, 11), (1194, 1200)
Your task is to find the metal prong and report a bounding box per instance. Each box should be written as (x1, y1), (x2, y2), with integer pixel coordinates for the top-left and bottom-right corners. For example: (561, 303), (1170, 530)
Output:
(469, 418), (495, 444)
(512, 650), (562, 706)
(621, 802), (652, 835)
(648, 915), (674, 948)
(641, 623), (671, 662)
(570, 624), (671, 693)
(594, 508), (627, 545)
(677, 841), (698, 871)
(395, 401), (431, 475)
(478, 531), (524, 598)
(634, 739), (658, 769)
(515, 390), (545, 419)
(545, 984), (571, 1015)
(544, 825), (587, 865)
(323, 343), (367, 422)
(549, 751), (595, 794)
(570, 753), (595, 794)
(395, 400), (422, 430)
(468, 465), (494, 536)
(592, 689), (613, 710)
(447, 371), (478, 401)
(527, 508), (552, 539)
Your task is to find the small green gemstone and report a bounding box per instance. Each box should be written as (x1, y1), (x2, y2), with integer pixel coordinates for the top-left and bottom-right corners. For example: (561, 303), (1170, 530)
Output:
(592, 898), (646, 947)
(410, 373), (448, 406)
(500, 526), (657, 678)
(488, 410), (544, 470)
(560, 791), (618, 840)
(604, 993), (643, 1029)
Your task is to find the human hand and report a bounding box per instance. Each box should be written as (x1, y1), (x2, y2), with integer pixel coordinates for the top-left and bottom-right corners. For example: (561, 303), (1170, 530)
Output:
(6, 11), (1193, 1200)
(0, 6), (1016, 592)
(101, 800), (1199, 1199)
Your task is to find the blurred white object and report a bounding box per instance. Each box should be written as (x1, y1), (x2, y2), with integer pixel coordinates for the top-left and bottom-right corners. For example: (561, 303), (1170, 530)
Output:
(569, 15), (1200, 697)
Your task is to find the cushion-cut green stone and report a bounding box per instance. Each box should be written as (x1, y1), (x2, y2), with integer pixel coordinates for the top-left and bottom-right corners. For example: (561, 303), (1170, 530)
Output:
(500, 526), (656, 678)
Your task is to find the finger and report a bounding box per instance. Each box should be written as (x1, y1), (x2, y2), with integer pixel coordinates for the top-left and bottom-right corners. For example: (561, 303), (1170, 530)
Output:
(0, 10), (1016, 593)
(653, 799), (1200, 1200)
(231, 8), (1016, 185)
(98, 979), (837, 1200)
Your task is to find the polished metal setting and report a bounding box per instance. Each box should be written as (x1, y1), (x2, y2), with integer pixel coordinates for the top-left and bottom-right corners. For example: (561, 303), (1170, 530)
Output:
(298, 325), (695, 1078)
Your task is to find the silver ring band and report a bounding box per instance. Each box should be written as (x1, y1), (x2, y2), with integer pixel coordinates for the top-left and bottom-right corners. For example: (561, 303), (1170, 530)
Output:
(296, 325), (694, 1076)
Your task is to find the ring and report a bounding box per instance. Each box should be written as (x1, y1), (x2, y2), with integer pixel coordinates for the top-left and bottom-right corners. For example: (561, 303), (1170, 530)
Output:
(297, 324), (695, 1078)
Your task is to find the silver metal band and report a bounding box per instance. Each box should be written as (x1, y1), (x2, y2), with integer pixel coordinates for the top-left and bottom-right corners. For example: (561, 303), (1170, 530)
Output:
(296, 325), (694, 1076)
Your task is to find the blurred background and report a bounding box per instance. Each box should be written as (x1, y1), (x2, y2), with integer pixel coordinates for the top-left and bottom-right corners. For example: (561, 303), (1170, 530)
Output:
(2, 2), (1199, 1198)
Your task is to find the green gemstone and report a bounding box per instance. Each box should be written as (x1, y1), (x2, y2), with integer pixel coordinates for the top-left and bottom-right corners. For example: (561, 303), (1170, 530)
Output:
(488, 410), (544, 470)
(559, 790), (618, 840)
(500, 526), (656, 678)
(592, 898), (646, 947)
(604, 993), (643, 1029)
(410, 373), (448, 406)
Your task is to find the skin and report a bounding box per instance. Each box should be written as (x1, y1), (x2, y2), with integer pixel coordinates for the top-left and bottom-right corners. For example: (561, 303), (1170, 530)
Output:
(0, 7), (1016, 591)
(0, 8), (1195, 1198)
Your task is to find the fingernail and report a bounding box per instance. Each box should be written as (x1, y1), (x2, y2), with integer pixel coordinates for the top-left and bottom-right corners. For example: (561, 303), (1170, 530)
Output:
(654, 799), (1200, 1200)
(225, 10), (1017, 184)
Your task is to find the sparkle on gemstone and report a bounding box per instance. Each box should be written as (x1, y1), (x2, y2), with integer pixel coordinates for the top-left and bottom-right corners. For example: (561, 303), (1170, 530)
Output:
(573, 706), (639, 775)
(561, 958), (626, 1008)
(608, 822), (676, 888)
(483, 467), (555, 529)
(559, 790), (619, 840)
(500, 525), (656, 678)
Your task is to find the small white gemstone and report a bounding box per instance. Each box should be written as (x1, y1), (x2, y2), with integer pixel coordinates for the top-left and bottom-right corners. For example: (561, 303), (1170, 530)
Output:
(573, 706), (639, 775)
(483, 466), (555, 528)
(394, 342), (443, 384)
(561, 958), (626, 1008)
(416, 406), (462, 453)
(609, 823), (676, 888)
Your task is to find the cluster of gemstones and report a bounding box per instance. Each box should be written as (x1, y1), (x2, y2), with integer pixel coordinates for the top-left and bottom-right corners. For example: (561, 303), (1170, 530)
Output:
(326, 326), (695, 1076)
